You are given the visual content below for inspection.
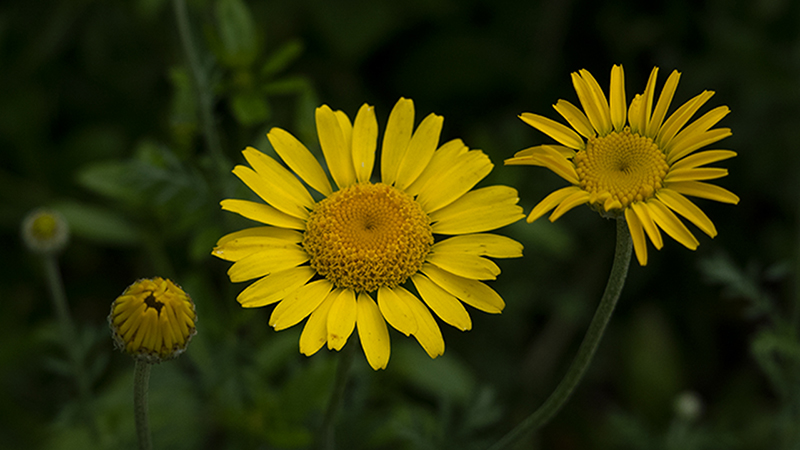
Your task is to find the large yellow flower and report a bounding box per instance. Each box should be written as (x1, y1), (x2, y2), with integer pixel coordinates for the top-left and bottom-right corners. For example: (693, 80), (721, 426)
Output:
(507, 65), (739, 265)
(213, 98), (524, 370)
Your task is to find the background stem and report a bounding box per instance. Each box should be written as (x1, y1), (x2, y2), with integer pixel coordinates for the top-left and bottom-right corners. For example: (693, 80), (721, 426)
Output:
(320, 342), (357, 450)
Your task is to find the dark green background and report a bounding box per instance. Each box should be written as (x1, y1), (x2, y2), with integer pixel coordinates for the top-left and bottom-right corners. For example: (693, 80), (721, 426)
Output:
(1, 0), (796, 448)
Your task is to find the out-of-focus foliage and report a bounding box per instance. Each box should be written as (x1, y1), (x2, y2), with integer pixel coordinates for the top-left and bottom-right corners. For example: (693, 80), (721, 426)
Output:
(1, 0), (798, 448)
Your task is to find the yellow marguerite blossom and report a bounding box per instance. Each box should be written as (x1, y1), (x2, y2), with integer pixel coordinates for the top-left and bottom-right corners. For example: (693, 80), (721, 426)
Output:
(213, 98), (524, 370)
(109, 277), (197, 362)
(507, 65), (738, 265)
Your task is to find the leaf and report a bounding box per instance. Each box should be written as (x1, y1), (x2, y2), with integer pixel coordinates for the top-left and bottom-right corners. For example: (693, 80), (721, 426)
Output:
(54, 201), (140, 245)
(393, 341), (476, 404)
(215, 0), (258, 67)
(260, 40), (304, 77)
(231, 92), (271, 126)
(75, 161), (141, 206)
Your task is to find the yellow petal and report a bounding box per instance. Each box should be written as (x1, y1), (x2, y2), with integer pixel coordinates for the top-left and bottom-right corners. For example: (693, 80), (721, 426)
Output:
(426, 250), (500, 280)
(335, 110), (353, 152)
(628, 94), (643, 134)
(381, 98), (414, 186)
(395, 113), (443, 189)
(267, 127), (332, 196)
(415, 149), (493, 213)
(214, 226), (303, 246)
(270, 279), (334, 331)
(666, 105), (730, 153)
(670, 150), (737, 172)
(227, 246), (309, 282)
(637, 67), (659, 135)
(232, 165), (309, 219)
(431, 233), (523, 258)
(570, 73), (605, 136)
(351, 104), (378, 183)
(405, 139), (467, 197)
(669, 181), (739, 204)
(327, 289), (357, 351)
(316, 105), (356, 189)
(237, 266), (316, 308)
(647, 69), (681, 137)
(299, 291), (338, 356)
(377, 287), (418, 336)
(656, 188), (717, 237)
(411, 273), (472, 331)
(646, 200), (699, 250)
(509, 144), (576, 160)
(548, 189), (590, 221)
(220, 199), (306, 230)
(356, 293), (390, 370)
(625, 208), (649, 266)
(553, 99), (596, 139)
(504, 145), (579, 185)
(213, 232), (303, 262)
(525, 186), (582, 223)
(666, 167), (728, 182)
(430, 186), (524, 234)
(242, 147), (315, 209)
(666, 128), (732, 165)
(656, 90), (715, 149)
(609, 64), (627, 132)
(421, 264), (505, 314)
(631, 201), (664, 250)
(577, 69), (613, 135)
(393, 287), (444, 358)
(519, 112), (585, 150)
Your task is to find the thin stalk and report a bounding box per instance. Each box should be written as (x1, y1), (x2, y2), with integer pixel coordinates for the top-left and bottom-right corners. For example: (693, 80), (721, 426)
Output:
(43, 255), (93, 414)
(320, 342), (357, 450)
(489, 216), (633, 450)
(134, 360), (153, 450)
(172, 0), (229, 181)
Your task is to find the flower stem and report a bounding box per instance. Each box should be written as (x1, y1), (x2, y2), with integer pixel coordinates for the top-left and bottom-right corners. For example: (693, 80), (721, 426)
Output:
(489, 216), (633, 450)
(134, 360), (153, 450)
(320, 342), (357, 450)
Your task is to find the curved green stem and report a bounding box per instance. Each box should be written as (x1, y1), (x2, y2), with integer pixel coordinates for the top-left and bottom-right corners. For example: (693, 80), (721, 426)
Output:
(319, 342), (357, 450)
(489, 217), (633, 450)
(134, 360), (153, 450)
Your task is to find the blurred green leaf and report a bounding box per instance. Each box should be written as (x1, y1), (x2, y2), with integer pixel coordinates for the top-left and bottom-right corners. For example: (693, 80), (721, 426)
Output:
(260, 40), (303, 77)
(231, 91), (271, 126)
(168, 66), (199, 154)
(393, 342), (476, 404)
(75, 161), (141, 206)
(462, 386), (502, 431)
(54, 201), (140, 245)
(751, 330), (800, 400)
(214, 0), (258, 67)
(699, 253), (775, 320)
(624, 305), (684, 422)
(262, 75), (313, 96)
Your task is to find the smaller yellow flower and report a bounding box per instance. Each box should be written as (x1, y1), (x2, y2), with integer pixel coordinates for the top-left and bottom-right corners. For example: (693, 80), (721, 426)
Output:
(21, 208), (70, 254)
(508, 65), (739, 265)
(109, 277), (197, 363)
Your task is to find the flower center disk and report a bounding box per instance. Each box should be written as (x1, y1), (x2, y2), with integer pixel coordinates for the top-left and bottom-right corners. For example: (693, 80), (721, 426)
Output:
(303, 183), (433, 293)
(575, 127), (669, 209)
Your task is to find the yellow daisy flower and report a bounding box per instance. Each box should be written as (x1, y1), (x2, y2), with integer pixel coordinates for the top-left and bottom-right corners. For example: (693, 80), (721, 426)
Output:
(507, 65), (739, 266)
(109, 277), (197, 363)
(213, 98), (524, 370)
